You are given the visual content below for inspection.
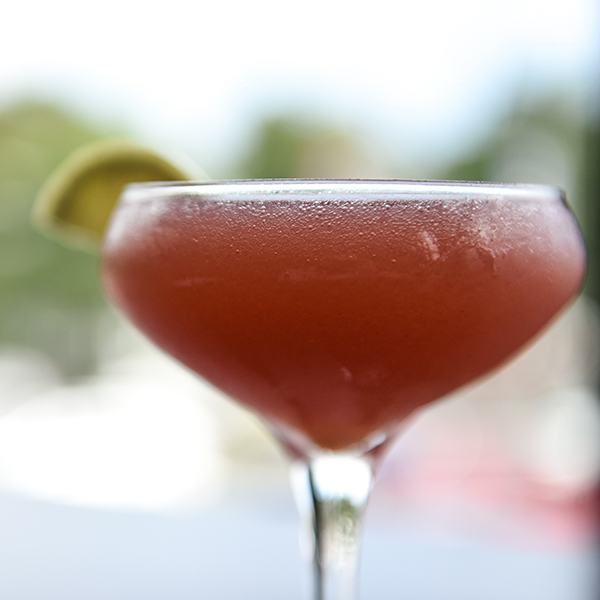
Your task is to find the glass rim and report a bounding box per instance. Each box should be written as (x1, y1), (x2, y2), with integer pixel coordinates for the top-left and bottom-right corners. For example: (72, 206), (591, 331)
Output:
(121, 178), (566, 204)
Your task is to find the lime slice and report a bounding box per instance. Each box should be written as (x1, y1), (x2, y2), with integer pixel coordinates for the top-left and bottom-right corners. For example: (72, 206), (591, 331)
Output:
(33, 139), (204, 251)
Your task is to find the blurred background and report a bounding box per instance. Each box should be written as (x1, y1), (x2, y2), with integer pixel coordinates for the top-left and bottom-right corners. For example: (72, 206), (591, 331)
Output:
(1, 0), (600, 598)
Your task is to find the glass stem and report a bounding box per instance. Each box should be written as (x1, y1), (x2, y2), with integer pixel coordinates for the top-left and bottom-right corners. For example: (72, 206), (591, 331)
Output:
(291, 454), (374, 600)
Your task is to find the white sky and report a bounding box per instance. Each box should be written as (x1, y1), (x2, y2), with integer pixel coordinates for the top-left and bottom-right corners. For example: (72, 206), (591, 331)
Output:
(1, 0), (599, 171)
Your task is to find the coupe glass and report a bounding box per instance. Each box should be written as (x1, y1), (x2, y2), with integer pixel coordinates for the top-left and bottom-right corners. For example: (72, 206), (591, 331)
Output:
(102, 179), (586, 600)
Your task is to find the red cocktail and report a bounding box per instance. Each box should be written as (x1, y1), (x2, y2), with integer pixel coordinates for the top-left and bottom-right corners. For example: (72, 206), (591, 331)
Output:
(102, 180), (586, 600)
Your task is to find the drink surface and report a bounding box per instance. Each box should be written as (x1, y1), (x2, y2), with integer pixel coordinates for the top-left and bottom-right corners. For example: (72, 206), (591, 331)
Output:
(102, 182), (586, 452)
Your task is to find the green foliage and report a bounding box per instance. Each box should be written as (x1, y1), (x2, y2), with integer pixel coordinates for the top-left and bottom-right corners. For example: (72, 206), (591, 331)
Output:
(581, 117), (600, 301)
(242, 117), (307, 179)
(0, 101), (109, 376)
(240, 115), (384, 180)
(443, 95), (583, 183)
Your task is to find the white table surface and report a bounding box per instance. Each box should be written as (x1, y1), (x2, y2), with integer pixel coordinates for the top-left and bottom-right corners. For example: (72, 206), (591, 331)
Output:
(0, 486), (596, 600)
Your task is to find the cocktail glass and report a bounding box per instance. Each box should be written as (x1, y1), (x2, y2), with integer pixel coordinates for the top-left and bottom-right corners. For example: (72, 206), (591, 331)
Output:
(101, 179), (586, 600)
